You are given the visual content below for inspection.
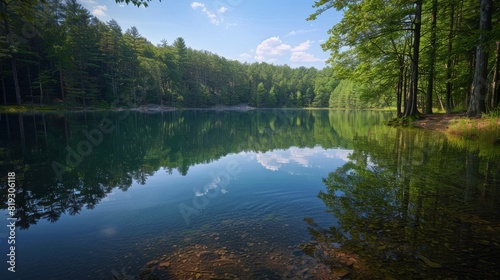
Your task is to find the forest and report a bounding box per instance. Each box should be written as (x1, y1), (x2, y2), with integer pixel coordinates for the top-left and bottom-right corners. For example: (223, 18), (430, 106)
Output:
(1, 0), (499, 115)
(0, 0), (367, 109)
(310, 0), (499, 117)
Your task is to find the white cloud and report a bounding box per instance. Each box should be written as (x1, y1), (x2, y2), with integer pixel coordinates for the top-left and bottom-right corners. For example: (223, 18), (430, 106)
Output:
(194, 177), (227, 196)
(79, 0), (107, 17)
(324, 149), (352, 162)
(291, 40), (312, 52)
(256, 152), (291, 171)
(256, 147), (313, 171)
(290, 52), (325, 62)
(255, 37), (291, 62)
(254, 38), (325, 63)
(92, 5), (107, 17)
(256, 147), (352, 172)
(290, 40), (325, 62)
(191, 2), (228, 26)
(239, 53), (252, 60)
(80, 0), (97, 4)
(191, 2), (204, 8)
(285, 29), (318, 37)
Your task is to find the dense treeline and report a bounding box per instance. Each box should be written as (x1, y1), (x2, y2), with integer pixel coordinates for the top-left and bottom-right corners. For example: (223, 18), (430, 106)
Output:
(4, 0), (496, 114)
(310, 0), (499, 117)
(1, 0), (378, 109)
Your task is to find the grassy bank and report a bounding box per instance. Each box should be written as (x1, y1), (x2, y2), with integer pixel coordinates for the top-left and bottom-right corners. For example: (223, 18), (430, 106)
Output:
(0, 103), (116, 113)
(445, 117), (500, 157)
(2, 104), (395, 113)
(0, 104), (65, 113)
(387, 112), (500, 156)
(0, 103), (178, 113)
(446, 117), (500, 141)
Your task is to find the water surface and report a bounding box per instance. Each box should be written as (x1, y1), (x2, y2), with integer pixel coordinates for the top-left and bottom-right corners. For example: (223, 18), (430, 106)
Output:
(0, 110), (498, 279)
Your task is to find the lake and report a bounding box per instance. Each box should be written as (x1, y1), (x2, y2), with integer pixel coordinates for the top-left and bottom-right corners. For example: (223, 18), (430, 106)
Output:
(0, 110), (499, 279)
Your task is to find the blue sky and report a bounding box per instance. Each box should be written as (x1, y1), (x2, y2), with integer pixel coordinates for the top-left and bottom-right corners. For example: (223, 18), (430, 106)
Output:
(78, 0), (343, 69)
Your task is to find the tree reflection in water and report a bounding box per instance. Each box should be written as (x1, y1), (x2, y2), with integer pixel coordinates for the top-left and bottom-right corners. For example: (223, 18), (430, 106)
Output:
(0, 110), (386, 229)
(303, 129), (500, 279)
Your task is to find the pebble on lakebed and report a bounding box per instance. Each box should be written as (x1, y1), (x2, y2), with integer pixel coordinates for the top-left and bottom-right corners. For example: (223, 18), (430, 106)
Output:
(140, 243), (337, 279)
(134, 218), (364, 279)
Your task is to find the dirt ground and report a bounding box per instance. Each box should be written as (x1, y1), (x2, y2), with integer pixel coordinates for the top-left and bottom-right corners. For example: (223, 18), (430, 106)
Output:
(410, 113), (467, 131)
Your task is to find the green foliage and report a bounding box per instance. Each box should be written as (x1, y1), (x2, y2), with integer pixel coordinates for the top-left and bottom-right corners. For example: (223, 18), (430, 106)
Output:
(114, 0), (156, 8)
(328, 79), (362, 108)
(0, 0), (374, 110)
(385, 115), (421, 127)
(309, 0), (500, 116)
(268, 86), (277, 107)
(256, 82), (266, 107)
(295, 91), (302, 107)
(484, 107), (500, 118)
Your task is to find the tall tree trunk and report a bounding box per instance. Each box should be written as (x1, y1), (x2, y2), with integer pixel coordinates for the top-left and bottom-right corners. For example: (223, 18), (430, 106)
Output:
(39, 78), (44, 105)
(404, 0), (422, 117)
(2, 16), (22, 105)
(446, 4), (455, 114)
(111, 75), (117, 98)
(467, 0), (492, 117)
(28, 67), (34, 103)
(59, 69), (65, 100)
(38, 65), (44, 105)
(10, 57), (22, 105)
(404, 65), (408, 112)
(466, 51), (475, 108)
(425, 0), (438, 114)
(81, 76), (86, 108)
(436, 91), (445, 111)
(492, 41), (500, 108)
(397, 63), (404, 117)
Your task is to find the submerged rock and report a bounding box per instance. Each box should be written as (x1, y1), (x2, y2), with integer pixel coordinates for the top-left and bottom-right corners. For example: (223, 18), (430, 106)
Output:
(145, 260), (158, 267)
(158, 261), (170, 268)
(417, 255), (443, 268)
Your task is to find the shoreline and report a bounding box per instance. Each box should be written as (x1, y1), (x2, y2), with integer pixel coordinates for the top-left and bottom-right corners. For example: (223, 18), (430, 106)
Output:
(410, 113), (465, 131)
(0, 104), (397, 113)
(410, 113), (500, 146)
(2, 105), (499, 145)
(130, 104), (258, 112)
(0, 103), (257, 113)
